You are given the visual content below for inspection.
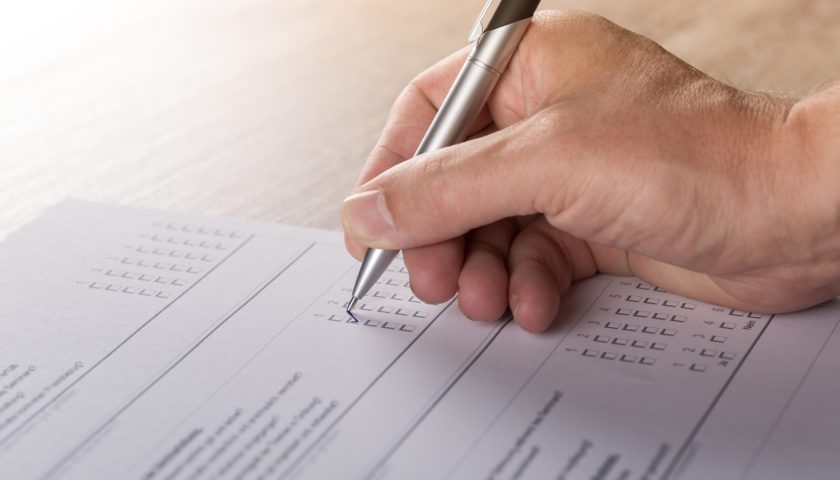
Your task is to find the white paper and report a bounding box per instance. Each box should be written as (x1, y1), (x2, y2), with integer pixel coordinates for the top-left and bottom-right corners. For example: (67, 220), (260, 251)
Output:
(1, 201), (838, 480)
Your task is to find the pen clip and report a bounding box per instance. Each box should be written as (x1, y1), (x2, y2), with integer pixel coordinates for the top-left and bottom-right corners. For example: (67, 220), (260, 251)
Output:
(468, 0), (500, 42)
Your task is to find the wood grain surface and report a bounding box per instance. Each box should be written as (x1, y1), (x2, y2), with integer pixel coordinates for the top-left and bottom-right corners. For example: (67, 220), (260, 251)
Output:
(1, 0), (838, 238)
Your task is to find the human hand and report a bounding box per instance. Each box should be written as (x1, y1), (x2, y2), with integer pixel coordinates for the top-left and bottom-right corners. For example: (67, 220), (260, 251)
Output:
(341, 10), (840, 332)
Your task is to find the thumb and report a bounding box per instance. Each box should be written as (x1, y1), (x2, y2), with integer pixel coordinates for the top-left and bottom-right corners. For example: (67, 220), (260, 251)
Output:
(341, 111), (576, 250)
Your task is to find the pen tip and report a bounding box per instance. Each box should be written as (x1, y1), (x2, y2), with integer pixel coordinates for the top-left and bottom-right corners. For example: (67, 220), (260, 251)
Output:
(346, 296), (359, 314)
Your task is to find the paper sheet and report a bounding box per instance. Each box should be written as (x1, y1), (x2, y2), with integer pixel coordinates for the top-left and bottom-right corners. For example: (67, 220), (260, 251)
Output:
(1, 201), (838, 480)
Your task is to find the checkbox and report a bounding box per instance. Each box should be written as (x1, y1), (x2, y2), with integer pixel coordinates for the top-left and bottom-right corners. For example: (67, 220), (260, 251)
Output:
(661, 329), (677, 336)
(633, 311), (650, 318)
(155, 276), (171, 284)
(594, 335), (611, 343)
(382, 322), (399, 330)
(700, 349), (717, 357)
(395, 309), (411, 316)
(623, 324), (639, 332)
(690, 364), (708, 372)
(654, 286), (667, 292)
(653, 313), (669, 320)
(360, 303), (374, 311)
(413, 310), (429, 318)
(643, 297), (660, 305)
(730, 310), (745, 317)
(582, 349), (599, 357)
(651, 342), (667, 351)
(365, 320), (381, 327)
(400, 324), (417, 332)
(720, 322), (736, 330)
(671, 315), (687, 323)
(139, 289), (154, 296)
(720, 352), (736, 360)
(377, 306), (394, 314)
(682, 303), (697, 310)
(627, 295), (642, 302)
(621, 354), (638, 363)
(748, 313), (762, 319)
(642, 326), (659, 334)
(601, 352), (618, 360)
(631, 340), (649, 348)
(612, 337), (628, 346)
(172, 279), (187, 286)
(408, 296), (421, 303)
(391, 293), (407, 301)
(122, 287), (139, 294)
(328, 314), (344, 322)
(616, 308), (632, 315)
(640, 357), (656, 365)
(711, 335), (727, 343)
(663, 300), (678, 307)
(387, 279), (402, 286)
(605, 322), (620, 329)
(373, 291), (388, 298)
(636, 282), (651, 290)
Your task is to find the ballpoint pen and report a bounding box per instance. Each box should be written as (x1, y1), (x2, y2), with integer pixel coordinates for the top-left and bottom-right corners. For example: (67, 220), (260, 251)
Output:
(347, 0), (541, 314)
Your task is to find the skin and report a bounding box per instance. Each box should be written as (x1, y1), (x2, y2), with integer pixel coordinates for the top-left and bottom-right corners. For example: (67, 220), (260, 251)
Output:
(341, 10), (840, 333)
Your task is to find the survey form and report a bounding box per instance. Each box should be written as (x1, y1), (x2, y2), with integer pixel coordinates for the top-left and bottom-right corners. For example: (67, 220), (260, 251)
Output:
(0, 201), (838, 480)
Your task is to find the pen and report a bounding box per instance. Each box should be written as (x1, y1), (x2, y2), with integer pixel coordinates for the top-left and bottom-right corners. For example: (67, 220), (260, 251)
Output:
(347, 0), (541, 314)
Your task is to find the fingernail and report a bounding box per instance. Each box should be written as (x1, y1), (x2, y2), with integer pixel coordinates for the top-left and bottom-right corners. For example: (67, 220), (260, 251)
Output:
(342, 190), (395, 241)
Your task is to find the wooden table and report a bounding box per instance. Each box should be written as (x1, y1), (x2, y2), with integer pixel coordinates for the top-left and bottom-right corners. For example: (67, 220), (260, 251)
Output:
(1, 0), (838, 238)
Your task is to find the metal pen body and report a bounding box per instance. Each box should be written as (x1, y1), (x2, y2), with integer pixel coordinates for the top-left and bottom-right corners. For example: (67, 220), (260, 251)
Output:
(350, 18), (533, 306)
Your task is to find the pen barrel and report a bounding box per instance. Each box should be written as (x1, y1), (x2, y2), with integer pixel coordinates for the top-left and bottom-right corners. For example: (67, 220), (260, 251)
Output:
(415, 18), (533, 156)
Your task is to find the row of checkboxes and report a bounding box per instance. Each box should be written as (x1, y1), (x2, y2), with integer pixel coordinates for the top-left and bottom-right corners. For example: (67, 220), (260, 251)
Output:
(133, 243), (226, 259)
(616, 309), (687, 322)
(594, 335), (667, 350)
(369, 290), (422, 303)
(635, 282), (667, 292)
(89, 282), (170, 299)
(605, 322), (677, 336)
(730, 310), (763, 319)
(700, 349), (736, 360)
(352, 303), (429, 319)
(118, 257), (210, 270)
(104, 269), (188, 286)
(625, 296), (696, 310)
(327, 314), (416, 332)
(582, 349), (657, 365)
(378, 278), (412, 288)
(158, 222), (243, 238)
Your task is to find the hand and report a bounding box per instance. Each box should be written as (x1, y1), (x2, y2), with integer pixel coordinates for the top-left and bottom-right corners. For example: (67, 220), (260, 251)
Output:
(341, 10), (840, 332)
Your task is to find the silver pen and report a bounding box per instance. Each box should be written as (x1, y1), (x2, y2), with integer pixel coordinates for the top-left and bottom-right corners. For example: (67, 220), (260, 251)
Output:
(347, 0), (541, 314)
